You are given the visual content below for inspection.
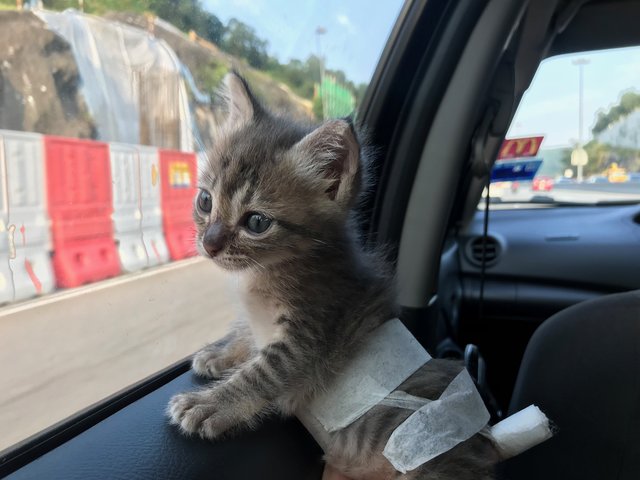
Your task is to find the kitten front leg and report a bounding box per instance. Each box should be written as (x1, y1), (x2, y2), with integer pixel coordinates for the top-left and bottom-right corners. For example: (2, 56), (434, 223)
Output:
(169, 339), (312, 439)
(192, 320), (255, 378)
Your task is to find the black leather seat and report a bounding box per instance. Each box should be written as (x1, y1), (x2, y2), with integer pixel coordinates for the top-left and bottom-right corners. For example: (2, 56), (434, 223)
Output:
(501, 290), (640, 480)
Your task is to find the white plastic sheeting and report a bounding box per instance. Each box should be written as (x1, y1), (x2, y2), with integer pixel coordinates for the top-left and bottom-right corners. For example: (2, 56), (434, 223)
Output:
(34, 9), (194, 152)
(0, 130), (55, 302)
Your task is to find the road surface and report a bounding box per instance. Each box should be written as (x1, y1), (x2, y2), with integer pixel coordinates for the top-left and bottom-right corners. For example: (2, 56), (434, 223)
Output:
(0, 258), (235, 451)
(490, 182), (640, 204)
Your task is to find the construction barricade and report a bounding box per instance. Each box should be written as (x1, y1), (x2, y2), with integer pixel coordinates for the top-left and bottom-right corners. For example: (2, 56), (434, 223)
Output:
(1, 131), (56, 302)
(139, 145), (169, 266)
(159, 149), (197, 260)
(44, 136), (121, 288)
(109, 143), (148, 272)
(0, 135), (14, 303)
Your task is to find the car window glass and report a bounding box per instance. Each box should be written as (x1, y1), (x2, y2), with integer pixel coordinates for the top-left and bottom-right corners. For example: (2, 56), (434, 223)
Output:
(0, 0), (404, 451)
(484, 47), (640, 208)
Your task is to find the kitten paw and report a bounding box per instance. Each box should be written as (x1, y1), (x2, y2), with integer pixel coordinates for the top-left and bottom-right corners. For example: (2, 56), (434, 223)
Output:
(167, 391), (232, 440)
(192, 349), (226, 378)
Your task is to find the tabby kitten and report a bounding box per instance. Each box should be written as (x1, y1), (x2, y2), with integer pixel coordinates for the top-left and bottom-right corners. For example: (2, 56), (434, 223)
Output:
(168, 72), (502, 479)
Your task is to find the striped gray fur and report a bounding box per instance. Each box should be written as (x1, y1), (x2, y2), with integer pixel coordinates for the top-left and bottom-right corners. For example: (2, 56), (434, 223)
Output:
(168, 72), (501, 479)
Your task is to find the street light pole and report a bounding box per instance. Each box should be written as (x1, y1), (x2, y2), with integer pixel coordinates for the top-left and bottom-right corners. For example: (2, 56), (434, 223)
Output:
(572, 58), (590, 182)
(315, 26), (327, 119)
(315, 27), (327, 82)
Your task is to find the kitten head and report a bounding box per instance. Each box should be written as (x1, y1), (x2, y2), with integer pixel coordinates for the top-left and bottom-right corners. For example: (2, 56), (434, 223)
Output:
(194, 72), (364, 271)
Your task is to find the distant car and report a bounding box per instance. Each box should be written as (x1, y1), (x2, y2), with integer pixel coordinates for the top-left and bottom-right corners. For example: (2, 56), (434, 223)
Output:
(555, 177), (575, 184)
(587, 175), (608, 184)
(628, 173), (640, 183)
(532, 176), (554, 191)
(606, 163), (629, 183)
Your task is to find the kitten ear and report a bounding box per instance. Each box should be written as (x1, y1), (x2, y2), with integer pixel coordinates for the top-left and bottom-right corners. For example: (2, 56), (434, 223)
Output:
(291, 119), (362, 207)
(219, 71), (260, 130)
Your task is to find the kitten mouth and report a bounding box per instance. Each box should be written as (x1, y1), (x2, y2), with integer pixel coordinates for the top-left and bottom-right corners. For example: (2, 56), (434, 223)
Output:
(211, 255), (254, 271)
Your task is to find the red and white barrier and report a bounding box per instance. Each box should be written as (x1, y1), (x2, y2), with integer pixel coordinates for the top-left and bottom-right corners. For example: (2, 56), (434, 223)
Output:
(45, 136), (121, 288)
(159, 149), (198, 260)
(109, 143), (149, 272)
(0, 134), (14, 303)
(138, 145), (169, 267)
(0, 130), (55, 302)
(0, 130), (196, 302)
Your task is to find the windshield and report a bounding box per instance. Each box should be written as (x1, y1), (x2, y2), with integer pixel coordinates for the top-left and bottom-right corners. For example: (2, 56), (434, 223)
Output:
(486, 47), (640, 207)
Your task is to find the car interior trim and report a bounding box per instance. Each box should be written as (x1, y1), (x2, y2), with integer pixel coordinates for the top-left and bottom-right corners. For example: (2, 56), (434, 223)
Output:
(396, 0), (528, 308)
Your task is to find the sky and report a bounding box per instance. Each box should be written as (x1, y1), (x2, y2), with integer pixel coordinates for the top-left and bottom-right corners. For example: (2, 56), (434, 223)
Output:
(202, 1), (640, 148)
(202, 0), (405, 85)
(509, 46), (640, 148)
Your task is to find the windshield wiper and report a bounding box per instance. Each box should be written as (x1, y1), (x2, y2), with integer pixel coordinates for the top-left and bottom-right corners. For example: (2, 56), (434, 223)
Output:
(487, 196), (585, 207)
(594, 199), (640, 206)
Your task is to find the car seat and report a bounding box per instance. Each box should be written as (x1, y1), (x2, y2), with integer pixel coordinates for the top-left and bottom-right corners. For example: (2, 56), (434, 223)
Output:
(500, 290), (640, 479)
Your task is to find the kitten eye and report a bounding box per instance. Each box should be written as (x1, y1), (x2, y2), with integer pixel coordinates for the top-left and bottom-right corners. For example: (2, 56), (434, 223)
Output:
(245, 212), (272, 234)
(197, 189), (212, 214)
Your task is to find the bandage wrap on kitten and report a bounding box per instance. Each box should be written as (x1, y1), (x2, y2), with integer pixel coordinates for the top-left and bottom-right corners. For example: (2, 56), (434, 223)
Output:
(298, 319), (552, 473)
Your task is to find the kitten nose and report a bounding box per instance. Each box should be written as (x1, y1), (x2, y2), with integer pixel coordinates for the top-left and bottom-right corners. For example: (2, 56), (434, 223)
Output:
(203, 222), (228, 257)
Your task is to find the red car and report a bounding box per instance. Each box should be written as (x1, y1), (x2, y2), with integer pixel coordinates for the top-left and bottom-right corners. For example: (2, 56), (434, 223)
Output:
(533, 176), (554, 191)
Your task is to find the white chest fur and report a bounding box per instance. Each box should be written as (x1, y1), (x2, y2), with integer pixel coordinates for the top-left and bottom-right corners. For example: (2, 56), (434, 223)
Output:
(238, 279), (286, 349)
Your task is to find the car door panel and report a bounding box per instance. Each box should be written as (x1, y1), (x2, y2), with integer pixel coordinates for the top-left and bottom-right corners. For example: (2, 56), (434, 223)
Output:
(4, 372), (323, 480)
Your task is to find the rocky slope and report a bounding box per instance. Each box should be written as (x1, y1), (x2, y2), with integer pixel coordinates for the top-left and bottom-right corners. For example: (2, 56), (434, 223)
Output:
(0, 9), (312, 149)
(0, 11), (95, 138)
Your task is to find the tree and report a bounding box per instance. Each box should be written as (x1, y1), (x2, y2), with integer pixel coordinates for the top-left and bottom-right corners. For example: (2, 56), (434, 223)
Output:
(561, 139), (640, 177)
(199, 14), (224, 44)
(592, 91), (640, 135)
(305, 55), (322, 83)
(354, 82), (368, 107)
(147, 0), (224, 44)
(221, 18), (269, 69)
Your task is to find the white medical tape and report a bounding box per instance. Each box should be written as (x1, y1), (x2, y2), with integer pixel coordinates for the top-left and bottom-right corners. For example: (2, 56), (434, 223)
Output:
(298, 318), (493, 474)
(382, 369), (491, 473)
(298, 391), (431, 452)
(302, 318), (431, 432)
(379, 390), (431, 411)
(489, 404), (553, 459)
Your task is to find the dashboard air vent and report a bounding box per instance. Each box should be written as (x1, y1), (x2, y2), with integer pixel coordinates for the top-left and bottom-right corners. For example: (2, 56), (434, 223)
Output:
(466, 236), (501, 267)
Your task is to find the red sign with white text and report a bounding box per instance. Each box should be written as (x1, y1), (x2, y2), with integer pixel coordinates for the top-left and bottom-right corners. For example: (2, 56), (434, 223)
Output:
(498, 136), (544, 160)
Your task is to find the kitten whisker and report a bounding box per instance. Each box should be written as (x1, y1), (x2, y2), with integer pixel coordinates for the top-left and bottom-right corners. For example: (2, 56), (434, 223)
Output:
(246, 256), (267, 272)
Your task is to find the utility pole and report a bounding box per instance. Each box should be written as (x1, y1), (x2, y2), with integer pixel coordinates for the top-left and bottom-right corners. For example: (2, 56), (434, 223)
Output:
(572, 58), (590, 182)
(315, 26), (327, 119)
(315, 26), (326, 82)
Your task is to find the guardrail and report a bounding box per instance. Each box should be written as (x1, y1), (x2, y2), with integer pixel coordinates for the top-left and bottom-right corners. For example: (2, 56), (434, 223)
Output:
(554, 182), (640, 194)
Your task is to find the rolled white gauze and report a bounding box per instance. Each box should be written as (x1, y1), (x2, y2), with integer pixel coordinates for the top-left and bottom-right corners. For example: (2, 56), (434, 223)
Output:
(489, 404), (553, 458)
